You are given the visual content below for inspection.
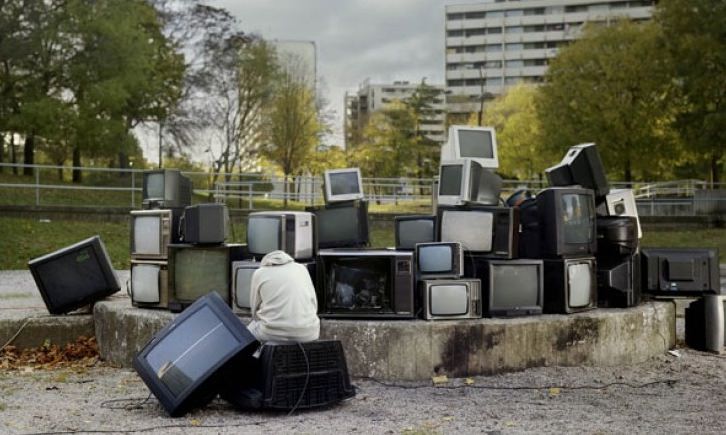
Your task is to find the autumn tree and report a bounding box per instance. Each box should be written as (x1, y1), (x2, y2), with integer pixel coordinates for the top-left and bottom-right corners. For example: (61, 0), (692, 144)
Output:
(537, 20), (680, 182)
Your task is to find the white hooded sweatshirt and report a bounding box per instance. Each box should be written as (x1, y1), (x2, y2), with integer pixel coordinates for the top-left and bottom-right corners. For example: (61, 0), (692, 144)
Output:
(248, 250), (320, 343)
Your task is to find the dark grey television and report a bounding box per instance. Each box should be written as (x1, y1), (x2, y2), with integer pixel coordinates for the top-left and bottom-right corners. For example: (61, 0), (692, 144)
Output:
(28, 236), (120, 315)
(182, 204), (229, 244)
(545, 143), (609, 200)
(133, 292), (257, 417)
(597, 252), (641, 308)
(641, 248), (720, 295)
(394, 215), (436, 250)
(306, 200), (369, 249)
(543, 257), (597, 314)
(536, 187), (597, 258)
(142, 169), (192, 210)
(483, 259), (544, 317)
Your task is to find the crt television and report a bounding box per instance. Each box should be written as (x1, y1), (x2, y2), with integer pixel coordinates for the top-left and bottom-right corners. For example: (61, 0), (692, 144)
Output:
(437, 159), (482, 206)
(133, 292), (257, 417)
(545, 143), (609, 200)
(28, 235), (120, 315)
(167, 244), (248, 312)
(306, 200), (369, 249)
(317, 249), (414, 319)
(437, 205), (519, 258)
(597, 252), (641, 308)
(246, 211), (316, 260)
(130, 209), (181, 260)
(596, 216), (639, 257)
(130, 260), (169, 309)
(142, 169), (192, 209)
(323, 167), (364, 203)
(686, 295), (726, 354)
(415, 242), (464, 279)
(543, 257), (597, 314)
(420, 279), (482, 320)
(182, 204), (229, 244)
(440, 125), (499, 169)
(600, 188), (642, 238)
(641, 248), (720, 295)
(394, 215), (436, 250)
(230, 260), (316, 315)
(483, 259), (544, 318)
(536, 187), (597, 258)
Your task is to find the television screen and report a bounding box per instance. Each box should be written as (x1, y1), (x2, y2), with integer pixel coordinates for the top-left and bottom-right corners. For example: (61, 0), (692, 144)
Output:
(247, 215), (281, 256)
(308, 201), (368, 249)
(568, 262), (593, 308)
(171, 247), (230, 305)
(395, 215), (435, 250)
(232, 261), (260, 311)
(28, 236), (120, 314)
(132, 263), (161, 304)
(561, 193), (594, 244)
(329, 259), (389, 311)
(134, 215), (162, 255)
(133, 292), (257, 416)
(430, 284), (468, 316)
(458, 129), (493, 159)
(491, 264), (539, 309)
(440, 210), (493, 252)
(418, 245), (453, 274)
(324, 168), (364, 202)
(439, 164), (463, 196)
(145, 172), (165, 199)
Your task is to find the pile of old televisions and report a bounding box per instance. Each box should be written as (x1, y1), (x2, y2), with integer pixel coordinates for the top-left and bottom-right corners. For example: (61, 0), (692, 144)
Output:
(128, 169), (247, 312)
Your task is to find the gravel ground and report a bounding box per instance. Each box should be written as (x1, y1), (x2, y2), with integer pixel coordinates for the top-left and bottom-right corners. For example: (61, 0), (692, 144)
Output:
(0, 348), (724, 434)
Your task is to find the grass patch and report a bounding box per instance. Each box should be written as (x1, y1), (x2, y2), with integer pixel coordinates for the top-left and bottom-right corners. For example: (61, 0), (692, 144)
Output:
(642, 228), (726, 263)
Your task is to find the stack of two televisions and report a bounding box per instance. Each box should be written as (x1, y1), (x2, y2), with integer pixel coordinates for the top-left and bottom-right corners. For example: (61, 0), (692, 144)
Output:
(133, 292), (355, 416)
(129, 168), (244, 312)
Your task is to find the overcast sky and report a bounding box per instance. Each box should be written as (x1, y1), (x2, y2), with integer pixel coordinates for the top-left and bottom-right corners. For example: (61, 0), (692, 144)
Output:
(212, 0), (460, 147)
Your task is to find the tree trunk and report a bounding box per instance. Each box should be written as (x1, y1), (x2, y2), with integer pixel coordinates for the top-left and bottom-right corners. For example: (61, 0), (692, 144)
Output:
(23, 134), (34, 176)
(72, 147), (82, 183)
(10, 134), (17, 175)
(283, 173), (289, 207)
(0, 132), (4, 173)
(711, 153), (721, 188)
(624, 159), (632, 187)
(118, 151), (129, 178)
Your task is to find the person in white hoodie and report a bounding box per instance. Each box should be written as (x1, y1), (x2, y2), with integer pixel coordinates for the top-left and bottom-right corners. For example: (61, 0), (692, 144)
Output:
(246, 250), (320, 343)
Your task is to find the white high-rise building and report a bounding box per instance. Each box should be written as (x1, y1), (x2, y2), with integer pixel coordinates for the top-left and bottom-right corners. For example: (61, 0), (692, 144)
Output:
(445, 0), (655, 118)
(344, 79), (447, 148)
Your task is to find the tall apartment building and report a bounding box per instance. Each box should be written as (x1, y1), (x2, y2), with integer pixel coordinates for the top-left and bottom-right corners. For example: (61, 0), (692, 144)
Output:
(344, 79), (447, 148)
(445, 0), (655, 118)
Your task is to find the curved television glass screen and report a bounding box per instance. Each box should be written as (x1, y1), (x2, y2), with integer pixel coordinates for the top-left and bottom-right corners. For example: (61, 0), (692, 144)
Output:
(439, 165), (463, 196)
(146, 173), (165, 199)
(397, 219), (435, 249)
(247, 216), (281, 255)
(145, 306), (238, 397)
(233, 267), (256, 309)
(561, 194), (593, 244)
(134, 216), (162, 255)
(174, 250), (228, 302)
(568, 262), (592, 308)
(329, 259), (390, 311)
(329, 171), (360, 195)
(458, 130), (493, 159)
(440, 210), (493, 252)
(492, 265), (539, 308)
(418, 245), (453, 273)
(132, 264), (160, 303)
(317, 206), (360, 245)
(430, 284), (468, 315)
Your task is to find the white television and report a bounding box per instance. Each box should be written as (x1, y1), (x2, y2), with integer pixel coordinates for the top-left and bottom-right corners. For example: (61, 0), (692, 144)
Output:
(440, 125), (499, 169)
(130, 260), (169, 308)
(421, 279), (482, 320)
(323, 167), (364, 203)
(246, 211), (316, 260)
(130, 209), (174, 259)
(437, 159), (482, 206)
(230, 260), (261, 315)
(604, 188), (642, 238)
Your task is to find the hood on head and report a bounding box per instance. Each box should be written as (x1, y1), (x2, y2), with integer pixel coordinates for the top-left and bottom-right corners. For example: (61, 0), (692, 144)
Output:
(260, 250), (294, 266)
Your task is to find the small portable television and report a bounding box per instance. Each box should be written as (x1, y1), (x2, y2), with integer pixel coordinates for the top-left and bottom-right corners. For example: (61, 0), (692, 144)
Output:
(440, 125), (499, 169)
(641, 248), (720, 295)
(437, 205), (519, 258)
(231, 260), (316, 315)
(323, 167), (364, 203)
(133, 292), (258, 417)
(437, 159), (482, 206)
(597, 253), (641, 308)
(535, 187), (597, 258)
(246, 211), (316, 260)
(28, 235), (120, 315)
(167, 243), (248, 312)
(130, 209), (179, 259)
(543, 257), (597, 314)
(394, 215), (436, 250)
(142, 169), (192, 209)
(182, 204), (229, 244)
(420, 279), (482, 320)
(317, 249), (414, 319)
(483, 259), (544, 318)
(601, 188), (642, 238)
(415, 242), (464, 279)
(306, 200), (369, 249)
(686, 295), (726, 354)
(130, 260), (169, 309)
(545, 143), (609, 200)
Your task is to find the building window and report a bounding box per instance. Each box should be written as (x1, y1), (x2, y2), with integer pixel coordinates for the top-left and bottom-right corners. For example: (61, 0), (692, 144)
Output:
(565, 5), (589, 13)
(447, 79), (465, 87)
(487, 27), (503, 34)
(505, 43), (523, 51)
(465, 29), (487, 37)
(524, 7), (545, 16)
(487, 11), (504, 18)
(487, 77), (503, 86)
(485, 44), (502, 52)
(465, 11), (487, 19)
(505, 9), (523, 17)
(505, 60), (524, 68)
(524, 25), (545, 32)
(447, 13), (464, 20)
(447, 30), (464, 37)
(506, 26), (523, 33)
